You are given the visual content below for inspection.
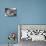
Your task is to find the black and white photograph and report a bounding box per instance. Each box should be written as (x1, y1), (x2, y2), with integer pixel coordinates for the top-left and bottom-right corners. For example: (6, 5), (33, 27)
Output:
(5, 8), (16, 16)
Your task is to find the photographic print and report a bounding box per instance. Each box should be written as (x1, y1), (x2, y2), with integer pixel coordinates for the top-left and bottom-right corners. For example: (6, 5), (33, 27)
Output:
(5, 8), (16, 16)
(18, 24), (46, 46)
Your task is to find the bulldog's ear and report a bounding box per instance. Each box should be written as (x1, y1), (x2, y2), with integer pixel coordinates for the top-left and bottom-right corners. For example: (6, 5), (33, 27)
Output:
(5, 8), (9, 12)
(8, 37), (10, 40)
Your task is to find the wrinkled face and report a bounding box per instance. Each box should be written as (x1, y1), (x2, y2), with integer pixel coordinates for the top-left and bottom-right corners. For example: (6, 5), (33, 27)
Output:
(5, 8), (16, 16)
(8, 33), (16, 40)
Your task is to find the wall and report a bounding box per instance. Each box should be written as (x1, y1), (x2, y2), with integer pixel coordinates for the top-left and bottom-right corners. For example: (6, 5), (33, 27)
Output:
(0, 0), (46, 44)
